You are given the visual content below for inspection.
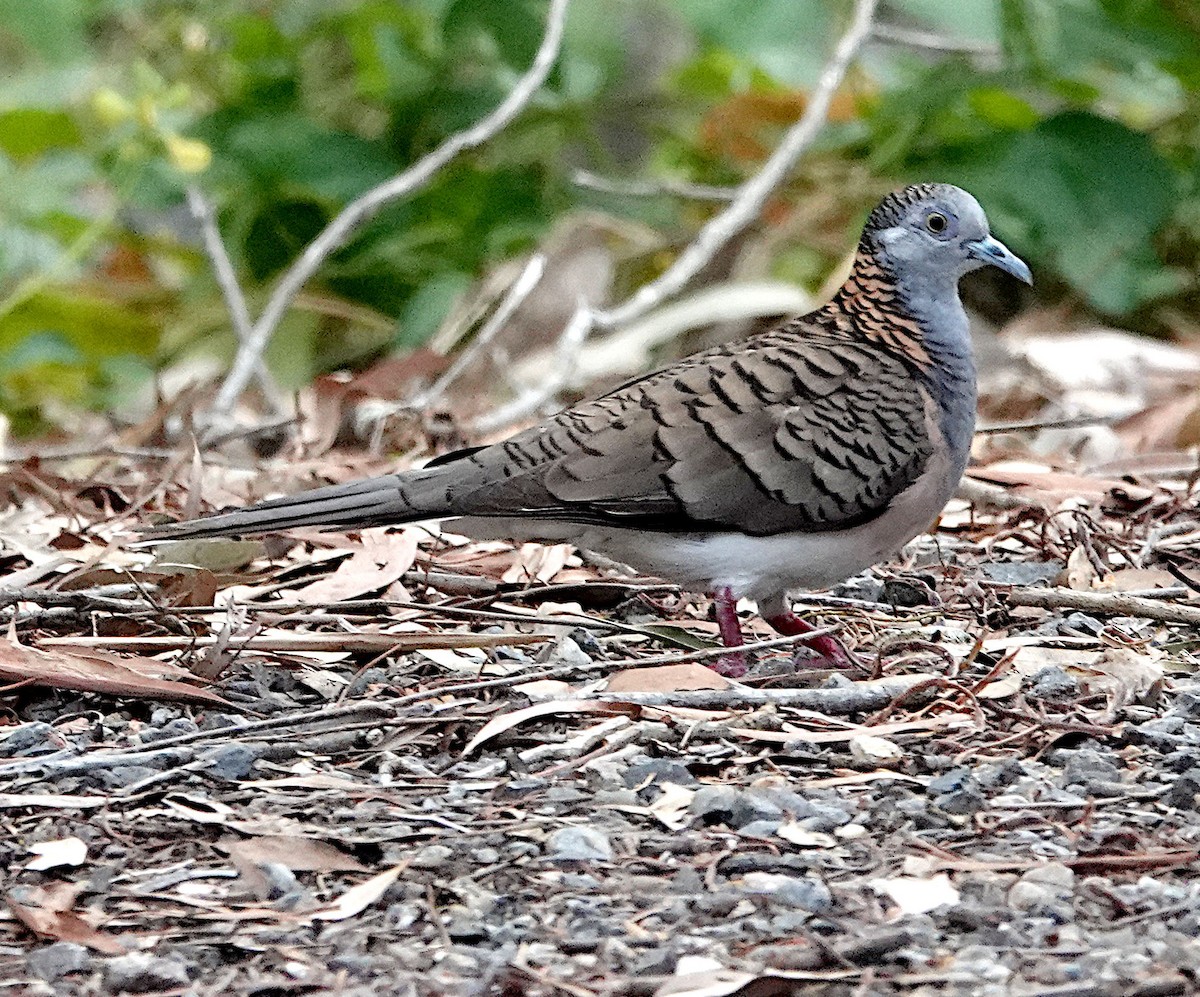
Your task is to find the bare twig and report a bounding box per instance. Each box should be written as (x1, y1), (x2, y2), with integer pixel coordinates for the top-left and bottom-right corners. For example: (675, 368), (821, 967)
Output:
(999, 586), (1200, 627)
(598, 673), (929, 711)
(466, 298), (593, 435)
(571, 168), (738, 202)
(207, 0), (572, 424)
(591, 0), (878, 332)
(185, 186), (282, 407)
(468, 0), (878, 434)
(356, 255), (547, 441)
(870, 22), (1000, 57)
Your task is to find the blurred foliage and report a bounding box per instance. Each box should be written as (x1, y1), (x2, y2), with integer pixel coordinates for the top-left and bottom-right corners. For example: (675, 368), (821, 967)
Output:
(0, 0), (1199, 433)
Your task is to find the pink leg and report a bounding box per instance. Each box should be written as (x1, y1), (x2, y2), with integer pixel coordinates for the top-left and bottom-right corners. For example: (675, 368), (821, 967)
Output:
(765, 609), (855, 669)
(711, 586), (747, 678)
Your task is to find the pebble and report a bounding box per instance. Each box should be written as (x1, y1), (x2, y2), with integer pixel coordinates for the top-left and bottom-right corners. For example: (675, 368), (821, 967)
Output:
(103, 953), (191, 992)
(26, 942), (90, 981)
(0, 722), (56, 757)
(201, 742), (260, 780)
(624, 758), (699, 789)
(409, 844), (454, 869)
(1028, 666), (1081, 701)
(740, 872), (832, 912)
(546, 826), (613, 862)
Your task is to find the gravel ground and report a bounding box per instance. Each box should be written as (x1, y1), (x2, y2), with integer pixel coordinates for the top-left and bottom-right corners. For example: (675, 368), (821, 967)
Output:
(1, 453), (1200, 996)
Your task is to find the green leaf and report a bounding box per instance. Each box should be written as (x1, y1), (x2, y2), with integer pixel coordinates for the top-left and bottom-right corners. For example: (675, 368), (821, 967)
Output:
(394, 271), (472, 349)
(0, 109), (82, 162)
(963, 111), (1177, 313)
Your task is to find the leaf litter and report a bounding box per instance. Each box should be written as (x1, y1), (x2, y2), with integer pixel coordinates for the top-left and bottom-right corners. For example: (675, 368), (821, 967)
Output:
(2, 333), (1200, 994)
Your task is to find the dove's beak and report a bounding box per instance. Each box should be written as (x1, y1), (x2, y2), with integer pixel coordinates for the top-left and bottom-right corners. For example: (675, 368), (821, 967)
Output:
(967, 235), (1033, 285)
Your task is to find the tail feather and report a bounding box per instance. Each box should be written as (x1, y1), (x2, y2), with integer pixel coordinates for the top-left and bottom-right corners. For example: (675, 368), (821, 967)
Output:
(141, 474), (433, 541)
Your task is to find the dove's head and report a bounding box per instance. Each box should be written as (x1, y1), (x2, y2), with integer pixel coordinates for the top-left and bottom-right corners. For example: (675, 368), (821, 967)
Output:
(863, 183), (1032, 288)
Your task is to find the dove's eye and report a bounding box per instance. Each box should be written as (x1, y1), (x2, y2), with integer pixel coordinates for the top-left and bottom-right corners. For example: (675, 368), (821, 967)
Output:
(925, 212), (948, 235)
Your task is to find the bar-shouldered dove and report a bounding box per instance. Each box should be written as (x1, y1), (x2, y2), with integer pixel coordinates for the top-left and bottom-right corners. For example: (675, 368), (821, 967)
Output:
(146, 184), (1031, 675)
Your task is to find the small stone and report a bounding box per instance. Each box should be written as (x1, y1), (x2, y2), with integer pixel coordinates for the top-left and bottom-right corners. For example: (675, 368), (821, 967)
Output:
(798, 801), (852, 831)
(1027, 666), (1080, 701)
(1021, 862), (1074, 892)
(409, 844), (454, 869)
(138, 718), (198, 743)
(741, 872), (832, 912)
(92, 765), (159, 790)
(1166, 771), (1200, 810)
(0, 722), (55, 757)
(201, 742), (260, 780)
(446, 910), (488, 942)
(934, 788), (986, 816)
(738, 819), (783, 837)
(689, 785), (741, 825)
(624, 759), (699, 789)
(546, 826), (612, 862)
(104, 953), (190, 992)
(26, 942), (90, 981)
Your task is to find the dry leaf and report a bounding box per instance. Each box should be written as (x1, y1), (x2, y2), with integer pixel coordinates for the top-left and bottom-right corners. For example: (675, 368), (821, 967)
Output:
(462, 699), (639, 756)
(25, 837), (88, 871)
(647, 783), (696, 830)
(6, 882), (126, 954)
(0, 638), (228, 707)
(311, 864), (405, 922)
(293, 530), (419, 603)
(219, 835), (367, 874)
(502, 542), (573, 584)
(847, 734), (903, 765)
(870, 873), (960, 916)
(605, 663), (732, 694)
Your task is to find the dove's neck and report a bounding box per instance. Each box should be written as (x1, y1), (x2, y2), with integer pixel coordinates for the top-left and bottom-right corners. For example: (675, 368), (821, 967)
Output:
(835, 255), (978, 464)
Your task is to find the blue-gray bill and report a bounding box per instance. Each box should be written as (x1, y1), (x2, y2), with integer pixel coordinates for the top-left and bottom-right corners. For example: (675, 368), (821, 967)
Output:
(968, 235), (1033, 285)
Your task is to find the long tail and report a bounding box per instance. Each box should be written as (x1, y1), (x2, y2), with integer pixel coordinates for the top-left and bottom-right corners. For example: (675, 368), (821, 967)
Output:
(141, 473), (435, 540)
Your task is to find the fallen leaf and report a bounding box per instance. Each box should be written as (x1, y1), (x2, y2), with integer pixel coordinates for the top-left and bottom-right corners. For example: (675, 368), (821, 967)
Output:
(311, 863), (405, 922)
(25, 837), (88, 871)
(219, 835), (367, 874)
(462, 699), (640, 756)
(647, 783), (695, 830)
(776, 823), (837, 848)
(6, 882), (126, 954)
(293, 530), (419, 603)
(502, 542), (573, 584)
(0, 639), (228, 707)
(0, 794), (108, 810)
(154, 538), (264, 572)
(606, 663), (732, 694)
(870, 873), (960, 916)
(847, 734), (903, 765)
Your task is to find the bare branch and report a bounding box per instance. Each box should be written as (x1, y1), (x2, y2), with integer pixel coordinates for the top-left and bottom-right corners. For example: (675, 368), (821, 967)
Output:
(354, 254), (547, 443)
(466, 0), (878, 435)
(592, 0), (879, 331)
(871, 22), (1000, 58)
(466, 300), (593, 435)
(571, 168), (738, 202)
(185, 186), (282, 406)
(207, 0), (572, 423)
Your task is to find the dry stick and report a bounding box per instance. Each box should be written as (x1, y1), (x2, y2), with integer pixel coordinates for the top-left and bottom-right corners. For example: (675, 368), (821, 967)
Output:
(360, 254), (547, 441)
(185, 186), (281, 407)
(598, 673), (929, 711)
(1002, 587), (1200, 627)
(208, 0), (571, 425)
(467, 0), (879, 436)
(595, 0), (877, 332)
(466, 301), (593, 435)
(570, 169), (738, 202)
